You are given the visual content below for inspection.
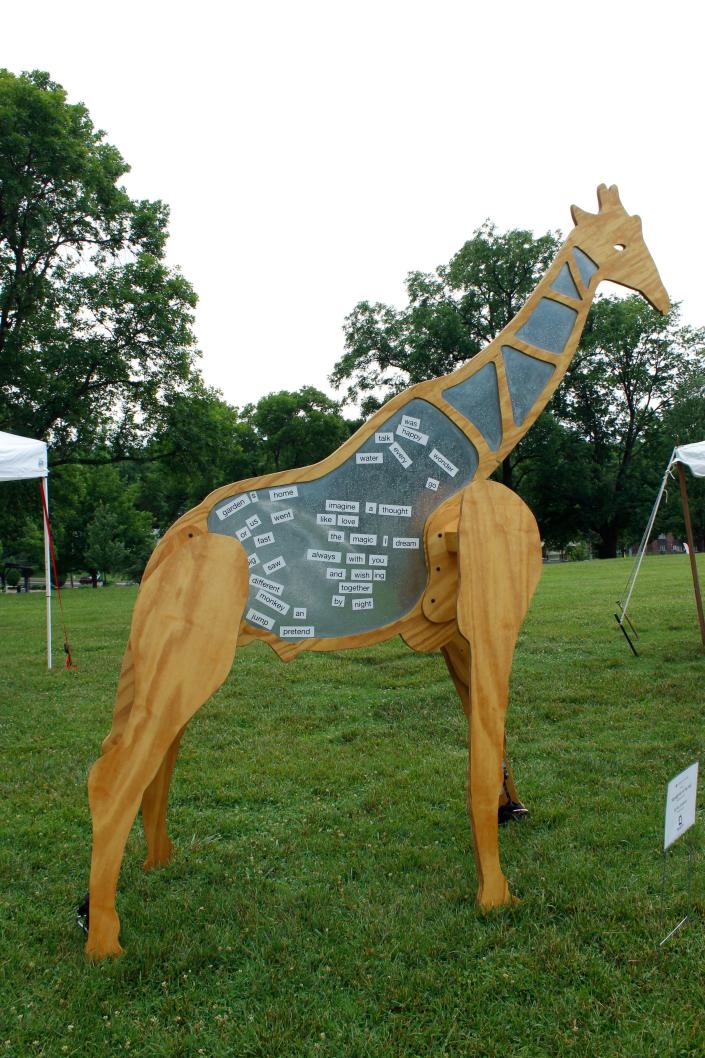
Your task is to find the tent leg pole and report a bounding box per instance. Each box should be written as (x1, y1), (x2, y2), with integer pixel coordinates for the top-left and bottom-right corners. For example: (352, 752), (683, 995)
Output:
(678, 462), (705, 648)
(43, 477), (52, 670)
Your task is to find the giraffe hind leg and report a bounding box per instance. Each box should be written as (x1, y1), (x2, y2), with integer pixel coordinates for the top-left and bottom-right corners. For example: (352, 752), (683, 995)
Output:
(141, 724), (186, 870)
(85, 534), (248, 959)
(441, 636), (527, 825)
(456, 480), (542, 909)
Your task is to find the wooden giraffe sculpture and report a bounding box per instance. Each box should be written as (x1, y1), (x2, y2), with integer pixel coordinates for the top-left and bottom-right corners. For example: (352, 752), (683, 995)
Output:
(84, 185), (669, 957)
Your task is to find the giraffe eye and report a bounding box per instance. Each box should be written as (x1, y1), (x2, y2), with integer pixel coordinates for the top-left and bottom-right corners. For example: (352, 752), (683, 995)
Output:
(613, 244), (625, 252)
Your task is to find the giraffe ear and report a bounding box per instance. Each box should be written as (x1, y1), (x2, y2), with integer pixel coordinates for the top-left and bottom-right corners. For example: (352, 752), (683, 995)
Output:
(570, 204), (591, 226)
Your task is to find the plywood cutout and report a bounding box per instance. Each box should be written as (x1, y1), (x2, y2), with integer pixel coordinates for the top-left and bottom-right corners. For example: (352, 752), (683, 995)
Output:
(83, 185), (669, 957)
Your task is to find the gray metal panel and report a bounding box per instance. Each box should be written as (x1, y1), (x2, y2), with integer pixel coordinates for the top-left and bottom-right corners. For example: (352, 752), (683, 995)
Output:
(442, 362), (502, 451)
(516, 297), (577, 354)
(550, 263), (580, 300)
(208, 398), (478, 641)
(501, 346), (556, 426)
(572, 247), (598, 287)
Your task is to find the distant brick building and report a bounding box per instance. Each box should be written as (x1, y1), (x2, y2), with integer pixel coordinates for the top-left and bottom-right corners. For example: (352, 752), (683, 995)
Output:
(646, 532), (684, 555)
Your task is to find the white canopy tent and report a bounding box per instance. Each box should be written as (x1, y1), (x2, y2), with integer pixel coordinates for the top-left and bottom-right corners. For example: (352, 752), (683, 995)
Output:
(674, 440), (705, 479)
(617, 441), (705, 653)
(0, 430), (53, 668)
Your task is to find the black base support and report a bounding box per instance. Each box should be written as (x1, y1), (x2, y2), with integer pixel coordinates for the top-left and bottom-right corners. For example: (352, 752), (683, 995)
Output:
(498, 800), (529, 825)
(76, 893), (90, 935)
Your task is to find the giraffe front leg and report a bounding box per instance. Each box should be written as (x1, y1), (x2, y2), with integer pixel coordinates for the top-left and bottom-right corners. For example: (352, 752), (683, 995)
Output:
(85, 534), (248, 959)
(456, 480), (543, 909)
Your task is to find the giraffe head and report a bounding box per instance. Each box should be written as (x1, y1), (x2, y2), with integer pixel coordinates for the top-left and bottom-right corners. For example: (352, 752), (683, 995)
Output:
(569, 184), (669, 314)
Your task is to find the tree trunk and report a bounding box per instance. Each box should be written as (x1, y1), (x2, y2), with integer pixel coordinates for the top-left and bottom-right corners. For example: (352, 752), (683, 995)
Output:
(595, 524), (619, 560)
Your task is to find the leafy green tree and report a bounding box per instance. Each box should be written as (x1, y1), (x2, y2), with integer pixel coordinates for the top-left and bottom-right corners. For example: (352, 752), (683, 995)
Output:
(44, 464), (153, 583)
(0, 69), (199, 463)
(556, 298), (705, 557)
(331, 221), (560, 414)
(241, 386), (357, 474)
(84, 504), (128, 586)
(512, 413), (595, 550)
(131, 385), (260, 530)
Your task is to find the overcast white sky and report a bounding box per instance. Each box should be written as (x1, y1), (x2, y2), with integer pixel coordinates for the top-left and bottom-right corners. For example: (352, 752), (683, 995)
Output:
(4, 1), (704, 411)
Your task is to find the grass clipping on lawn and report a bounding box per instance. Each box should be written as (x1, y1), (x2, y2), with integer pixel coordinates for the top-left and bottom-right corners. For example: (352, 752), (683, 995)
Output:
(0, 555), (703, 1057)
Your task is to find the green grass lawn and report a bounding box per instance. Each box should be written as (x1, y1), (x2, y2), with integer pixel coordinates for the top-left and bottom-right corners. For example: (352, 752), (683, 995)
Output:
(1, 556), (704, 1058)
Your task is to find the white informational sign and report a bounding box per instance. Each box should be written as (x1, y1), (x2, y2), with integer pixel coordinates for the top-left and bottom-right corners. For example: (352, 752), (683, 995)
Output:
(664, 762), (699, 850)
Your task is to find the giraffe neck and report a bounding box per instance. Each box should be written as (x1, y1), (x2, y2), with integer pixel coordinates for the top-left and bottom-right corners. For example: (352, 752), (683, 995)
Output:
(437, 235), (600, 473)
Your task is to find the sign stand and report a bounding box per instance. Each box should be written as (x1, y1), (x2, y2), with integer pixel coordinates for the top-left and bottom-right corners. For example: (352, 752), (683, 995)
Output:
(658, 839), (695, 953)
(658, 762), (699, 954)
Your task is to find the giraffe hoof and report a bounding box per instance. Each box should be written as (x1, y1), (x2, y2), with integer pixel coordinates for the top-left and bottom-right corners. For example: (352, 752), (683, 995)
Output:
(85, 937), (125, 960)
(143, 837), (173, 871)
(84, 905), (123, 959)
(477, 876), (512, 910)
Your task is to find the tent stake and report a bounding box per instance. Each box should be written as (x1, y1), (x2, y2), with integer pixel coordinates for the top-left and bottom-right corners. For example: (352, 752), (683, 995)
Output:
(677, 461), (705, 647)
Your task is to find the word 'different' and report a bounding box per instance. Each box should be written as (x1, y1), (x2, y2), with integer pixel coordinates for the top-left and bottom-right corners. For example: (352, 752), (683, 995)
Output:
(249, 575), (283, 596)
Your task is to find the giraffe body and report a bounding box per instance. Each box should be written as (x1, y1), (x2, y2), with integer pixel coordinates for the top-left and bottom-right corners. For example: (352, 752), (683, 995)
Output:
(84, 186), (669, 957)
